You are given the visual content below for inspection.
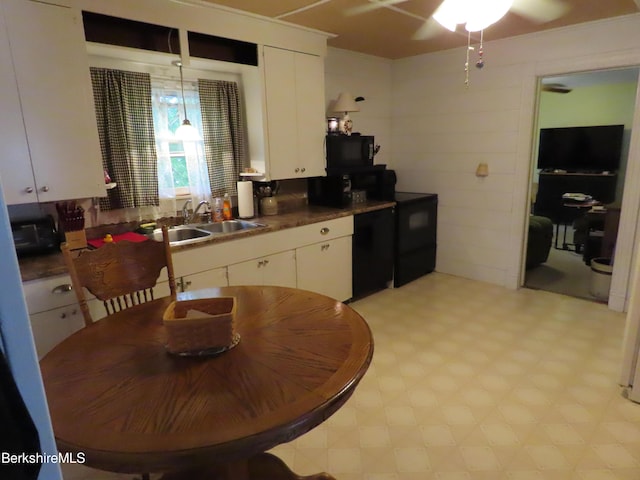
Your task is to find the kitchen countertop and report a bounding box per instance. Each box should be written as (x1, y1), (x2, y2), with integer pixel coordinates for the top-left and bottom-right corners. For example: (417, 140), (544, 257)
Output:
(19, 200), (395, 283)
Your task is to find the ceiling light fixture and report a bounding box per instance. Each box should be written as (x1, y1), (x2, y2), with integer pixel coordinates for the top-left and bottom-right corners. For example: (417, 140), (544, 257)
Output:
(172, 60), (201, 141)
(432, 0), (512, 86)
(433, 0), (514, 32)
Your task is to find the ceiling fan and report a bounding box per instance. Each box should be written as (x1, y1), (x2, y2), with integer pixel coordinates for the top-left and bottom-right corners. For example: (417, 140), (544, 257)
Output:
(346, 0), (570, 41)
(541, 83), (573, 93)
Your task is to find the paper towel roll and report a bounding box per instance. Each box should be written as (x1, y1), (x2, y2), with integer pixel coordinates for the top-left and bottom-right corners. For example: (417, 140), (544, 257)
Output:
(237, 181), (254, 218)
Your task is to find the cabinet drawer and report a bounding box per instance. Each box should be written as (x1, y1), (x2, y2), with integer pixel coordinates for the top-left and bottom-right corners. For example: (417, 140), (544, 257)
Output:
(23, 275), (76, 314)
(290, 216), (353, 247)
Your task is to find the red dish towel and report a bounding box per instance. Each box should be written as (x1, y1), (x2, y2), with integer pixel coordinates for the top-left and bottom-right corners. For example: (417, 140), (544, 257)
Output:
(87, 232), (148, 249)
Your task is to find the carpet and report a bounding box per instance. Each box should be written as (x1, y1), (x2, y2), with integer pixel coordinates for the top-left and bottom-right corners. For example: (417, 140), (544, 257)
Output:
(524, 227), (603, 302)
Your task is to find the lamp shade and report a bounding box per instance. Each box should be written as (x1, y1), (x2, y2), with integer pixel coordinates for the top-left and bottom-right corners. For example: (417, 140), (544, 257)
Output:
(333, 92), (359, 113)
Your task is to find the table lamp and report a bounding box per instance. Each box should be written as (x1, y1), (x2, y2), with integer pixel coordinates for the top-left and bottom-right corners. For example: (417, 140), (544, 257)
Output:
(333, 92), (359, 135)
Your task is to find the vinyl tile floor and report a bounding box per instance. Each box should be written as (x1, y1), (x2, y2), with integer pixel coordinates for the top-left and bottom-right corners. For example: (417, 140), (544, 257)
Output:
(61, 273), (640, 480)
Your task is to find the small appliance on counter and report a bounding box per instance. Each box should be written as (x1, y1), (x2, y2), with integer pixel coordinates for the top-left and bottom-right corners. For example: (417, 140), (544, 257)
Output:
(325, 134), (379, 172)
(307, 174), (352, 208)
(11, 215), (59, 256)
(307, 167), (395, 208)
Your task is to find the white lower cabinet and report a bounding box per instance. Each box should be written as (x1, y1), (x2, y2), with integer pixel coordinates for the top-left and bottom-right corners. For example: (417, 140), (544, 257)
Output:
(29, 306), (85, 359)
(24, 217), (355, 355)
(296, 235), (352, 302)
(23, 275), (82, 358)
(228, 250), (296, 287)
(177, 267), (228, 292)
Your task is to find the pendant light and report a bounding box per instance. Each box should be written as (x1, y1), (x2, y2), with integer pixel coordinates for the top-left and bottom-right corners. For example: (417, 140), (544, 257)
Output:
(172, 60), (201, 141)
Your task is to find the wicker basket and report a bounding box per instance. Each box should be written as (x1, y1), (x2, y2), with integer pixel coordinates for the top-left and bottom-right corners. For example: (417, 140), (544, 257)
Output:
(163, 297), (237, 355)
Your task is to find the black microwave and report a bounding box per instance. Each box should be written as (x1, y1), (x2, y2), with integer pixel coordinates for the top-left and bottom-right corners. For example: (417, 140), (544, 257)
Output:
(325, 134), (375, 170)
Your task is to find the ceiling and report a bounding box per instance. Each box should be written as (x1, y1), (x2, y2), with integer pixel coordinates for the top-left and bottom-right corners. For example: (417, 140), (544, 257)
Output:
(198, 0), (640, 59)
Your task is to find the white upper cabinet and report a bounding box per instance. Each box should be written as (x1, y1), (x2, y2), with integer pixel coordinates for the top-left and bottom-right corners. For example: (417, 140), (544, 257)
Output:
(262, 46), (326, 180)
(0, 0), (105, 204)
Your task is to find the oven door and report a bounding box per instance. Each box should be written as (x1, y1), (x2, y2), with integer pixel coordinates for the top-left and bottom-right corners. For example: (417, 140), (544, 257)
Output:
(395, 194), (437, 254)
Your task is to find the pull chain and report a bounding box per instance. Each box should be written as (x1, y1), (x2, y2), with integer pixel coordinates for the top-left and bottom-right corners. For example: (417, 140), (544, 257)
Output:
(476, 30), (485, 69)
(465, 30), (471, 88)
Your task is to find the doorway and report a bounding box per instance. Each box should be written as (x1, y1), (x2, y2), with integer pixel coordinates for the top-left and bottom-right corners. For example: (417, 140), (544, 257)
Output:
(524, 67), (639, 301)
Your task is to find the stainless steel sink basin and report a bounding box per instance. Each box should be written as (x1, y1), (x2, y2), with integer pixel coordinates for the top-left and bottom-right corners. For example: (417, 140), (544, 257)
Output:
(148, 226), (212, 246)
(194, 220), (266, 234)
(148, 220), (266, 246)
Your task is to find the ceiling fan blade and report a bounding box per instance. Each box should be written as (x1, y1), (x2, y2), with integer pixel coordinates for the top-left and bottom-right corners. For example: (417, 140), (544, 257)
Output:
(511, 0), (570, 23)
(344, 0), (410, 17)
(542, 83), (572, 93)
(412, 17), (445, 41)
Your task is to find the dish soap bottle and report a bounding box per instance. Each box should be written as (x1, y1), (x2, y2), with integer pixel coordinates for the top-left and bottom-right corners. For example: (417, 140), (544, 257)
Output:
(213, 197), (224, 222)
(222, 194), (233, 220)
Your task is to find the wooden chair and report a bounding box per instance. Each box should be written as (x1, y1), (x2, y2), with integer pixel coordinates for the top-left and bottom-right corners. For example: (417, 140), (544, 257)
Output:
(61, 225), (176, 327)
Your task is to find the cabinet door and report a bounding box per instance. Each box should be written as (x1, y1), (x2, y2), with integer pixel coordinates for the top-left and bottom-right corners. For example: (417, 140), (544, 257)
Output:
(3, 0), (104, 203)
(263, 46), (297, 180)
(295, 51), (326, 178)
(0, 3), (35, 204)
(262, 46), (325, 180)
(228, 250), (296, 288)
(30, 305), (85, 359)
(297, 236), (352, 302)
(180, 268), (228, 292)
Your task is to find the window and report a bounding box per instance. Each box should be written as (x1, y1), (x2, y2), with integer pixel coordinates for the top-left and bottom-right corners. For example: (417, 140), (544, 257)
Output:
(151, 82), (212, 202)
(90, 58), (249, 214)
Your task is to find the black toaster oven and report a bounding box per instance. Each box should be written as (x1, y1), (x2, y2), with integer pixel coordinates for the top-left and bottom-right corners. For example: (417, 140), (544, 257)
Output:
(11, 215), (59, 256)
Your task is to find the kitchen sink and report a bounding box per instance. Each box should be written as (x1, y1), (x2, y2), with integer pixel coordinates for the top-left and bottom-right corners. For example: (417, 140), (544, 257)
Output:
(193, 220), (266, 234)
(148, 220), (266, 246)
(148, 226), (212, 246)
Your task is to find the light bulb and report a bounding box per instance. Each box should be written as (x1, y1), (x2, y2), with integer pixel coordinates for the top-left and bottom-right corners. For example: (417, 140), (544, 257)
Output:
(175, 120), (201, 141)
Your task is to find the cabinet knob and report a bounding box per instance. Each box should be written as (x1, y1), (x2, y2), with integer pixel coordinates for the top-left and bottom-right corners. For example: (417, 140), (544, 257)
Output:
(51, 284), (73, 294)
(41, 185), (50, 192)
(321, 243), (330, 251)
(320, 227), (330, 235)
(25, 186), (34, 193)
(295, 168), (300, 173)
(301, 167), (306, 173)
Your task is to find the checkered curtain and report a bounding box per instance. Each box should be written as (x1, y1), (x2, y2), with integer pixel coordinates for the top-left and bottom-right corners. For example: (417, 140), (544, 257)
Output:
(198, 79), (247, 196)
(90, 68), (159, 210)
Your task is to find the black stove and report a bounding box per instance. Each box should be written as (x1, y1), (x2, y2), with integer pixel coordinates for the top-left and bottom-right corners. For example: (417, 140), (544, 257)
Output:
(393, 191), (438, 287)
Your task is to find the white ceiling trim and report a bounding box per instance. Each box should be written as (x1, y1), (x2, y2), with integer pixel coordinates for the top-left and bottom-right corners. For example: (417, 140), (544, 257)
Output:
(276, 0), (332, 19)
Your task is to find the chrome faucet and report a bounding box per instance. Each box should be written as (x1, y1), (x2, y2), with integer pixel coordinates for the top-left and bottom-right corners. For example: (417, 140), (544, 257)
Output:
(181, 199), (192, 224)
(187, 200), (211, 224)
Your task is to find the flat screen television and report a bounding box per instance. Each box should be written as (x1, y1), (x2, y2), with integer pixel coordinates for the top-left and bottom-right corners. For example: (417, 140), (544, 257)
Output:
(537, 124), (624, 172)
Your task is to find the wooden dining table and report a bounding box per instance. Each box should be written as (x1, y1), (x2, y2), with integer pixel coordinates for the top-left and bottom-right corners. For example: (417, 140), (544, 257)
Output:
(39, 286), (374, 480)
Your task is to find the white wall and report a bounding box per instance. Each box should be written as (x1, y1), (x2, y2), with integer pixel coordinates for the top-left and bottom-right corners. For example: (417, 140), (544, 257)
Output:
(324, 48), (393, 167)
(383, 14), (640, 306)
(537, 81), (638, 202)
